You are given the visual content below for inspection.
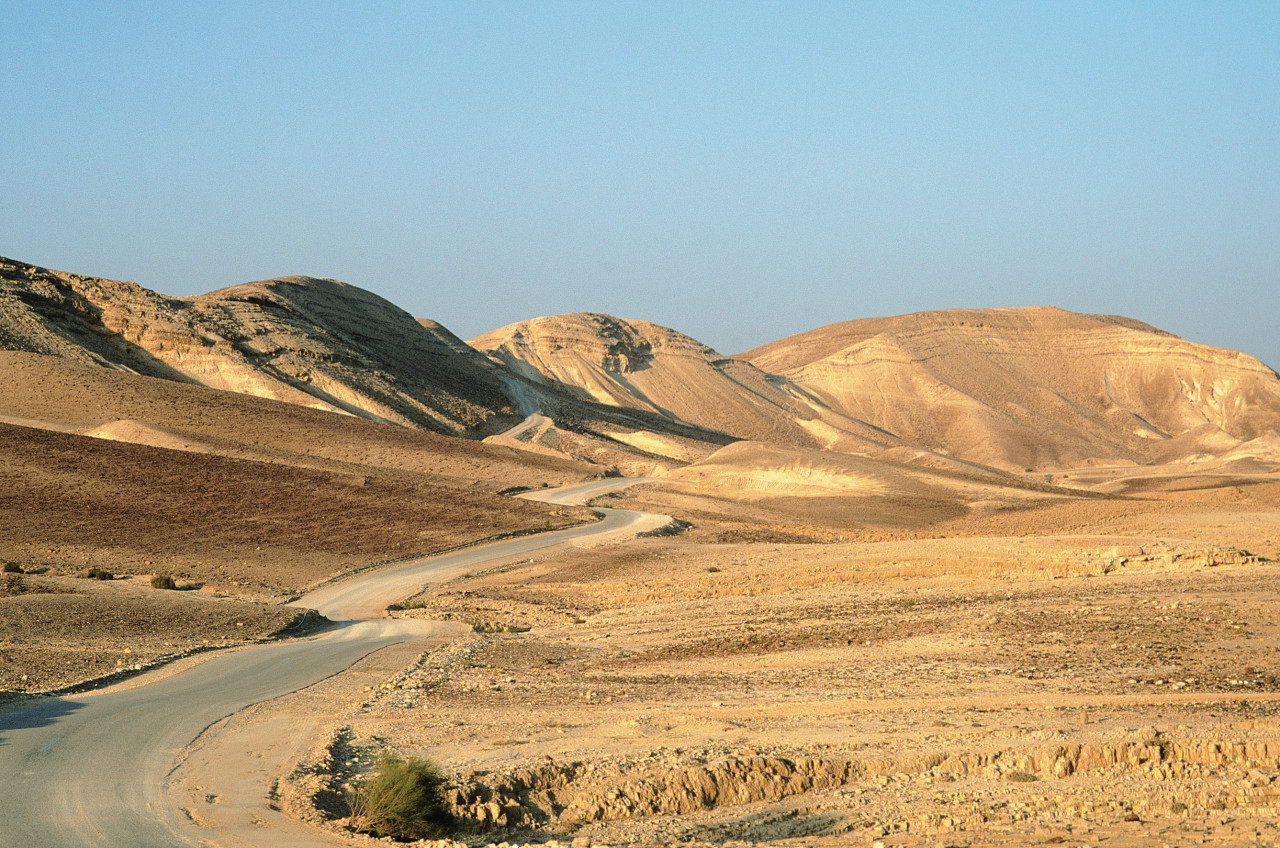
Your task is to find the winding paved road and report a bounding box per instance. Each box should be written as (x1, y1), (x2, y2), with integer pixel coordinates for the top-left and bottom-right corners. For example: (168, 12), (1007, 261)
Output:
(0, 481), (663, 848)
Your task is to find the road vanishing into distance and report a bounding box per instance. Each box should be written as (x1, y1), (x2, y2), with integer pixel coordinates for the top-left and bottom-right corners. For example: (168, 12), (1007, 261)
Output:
(0, 480), (664, 848)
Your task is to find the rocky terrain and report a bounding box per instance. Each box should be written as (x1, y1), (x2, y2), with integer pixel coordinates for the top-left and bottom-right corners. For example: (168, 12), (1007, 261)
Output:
(0, 571), (302, 694)
(264, 477), (1280, 847)
(7, 256), (1280, 476)
(0, 256), (513, 434)
(471, 313), (890, 456)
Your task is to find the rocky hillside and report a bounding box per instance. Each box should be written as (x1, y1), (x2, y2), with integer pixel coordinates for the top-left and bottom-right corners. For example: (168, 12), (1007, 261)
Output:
(741, 307), (1280, 470)
(470, 313), (909, 455)
(6, 256), (1278, 473)
(0, 257), (513, 435)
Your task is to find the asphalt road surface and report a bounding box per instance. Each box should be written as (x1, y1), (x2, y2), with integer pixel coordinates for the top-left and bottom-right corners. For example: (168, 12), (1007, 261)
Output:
(0, 483), (663, 848)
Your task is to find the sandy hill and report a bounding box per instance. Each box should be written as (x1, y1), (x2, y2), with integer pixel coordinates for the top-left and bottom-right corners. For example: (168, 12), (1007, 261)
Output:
(0, 350), (597, 591)
(740, 307), (1280, 470)
(7, 256), (1279, 476)
(0, 257), (734, 470)
(0, 257), (513, 435)
(0, 350), (592, 491)
(469, 313), (914, 458)
(630, 439), (1067, 535)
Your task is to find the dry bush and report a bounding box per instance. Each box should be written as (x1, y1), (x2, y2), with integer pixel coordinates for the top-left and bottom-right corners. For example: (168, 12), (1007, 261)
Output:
(348, 752), (453, 840)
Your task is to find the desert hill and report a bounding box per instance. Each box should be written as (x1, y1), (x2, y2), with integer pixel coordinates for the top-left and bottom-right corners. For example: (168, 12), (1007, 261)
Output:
(469, 313), (917, 459)
(0, 257), (738, 470)
(656, 439), (1065, 531)
(0, 257), (514, 435)
(471, 313), (816, 445)
(0, 350), (598, 592)
(6, 256), (1280, 475)
(740, 307), (1280, 470)
(0, 350), (592, 489)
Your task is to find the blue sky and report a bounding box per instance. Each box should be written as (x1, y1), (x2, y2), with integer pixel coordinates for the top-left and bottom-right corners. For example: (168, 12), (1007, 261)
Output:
(3, 2), (1277, 366)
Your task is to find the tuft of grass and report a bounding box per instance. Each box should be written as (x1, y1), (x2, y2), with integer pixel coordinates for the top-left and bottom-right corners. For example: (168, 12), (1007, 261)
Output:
(150, 573), (177, 590)
(3, 561), (23, 574)
(387, 599), (428, 611)
(348, 751), (454, 841)
(462, 617), (529, 634)
(707, 566), (721, 573)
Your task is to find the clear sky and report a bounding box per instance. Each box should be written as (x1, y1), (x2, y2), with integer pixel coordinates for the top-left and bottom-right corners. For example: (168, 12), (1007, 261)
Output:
(3, 2), (1277, 367)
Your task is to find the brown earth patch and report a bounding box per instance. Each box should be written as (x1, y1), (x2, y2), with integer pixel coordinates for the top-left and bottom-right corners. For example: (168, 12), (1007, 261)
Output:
(0, 422), (586, 595)
(0, 572), (300, 693)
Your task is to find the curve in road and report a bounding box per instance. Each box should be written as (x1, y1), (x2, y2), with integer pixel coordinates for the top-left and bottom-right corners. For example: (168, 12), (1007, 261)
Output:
(0, 480), (665, 848)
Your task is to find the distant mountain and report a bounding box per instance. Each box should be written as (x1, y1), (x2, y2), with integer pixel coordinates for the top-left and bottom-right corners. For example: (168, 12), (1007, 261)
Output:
(740, 307), (1280, 470)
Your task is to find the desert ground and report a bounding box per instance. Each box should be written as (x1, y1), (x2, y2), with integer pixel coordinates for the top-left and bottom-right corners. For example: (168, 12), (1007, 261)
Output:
(199, 468), (1276, 848)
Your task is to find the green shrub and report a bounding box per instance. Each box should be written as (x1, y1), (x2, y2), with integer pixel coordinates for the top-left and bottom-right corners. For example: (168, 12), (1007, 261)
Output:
(2, 561), (23, 574)
(150, 573), (177, 590)
(348, 752), (453, 840)
(84, 567), (114, 580)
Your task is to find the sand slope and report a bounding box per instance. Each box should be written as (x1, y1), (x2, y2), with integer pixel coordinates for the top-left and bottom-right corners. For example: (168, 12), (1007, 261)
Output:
(741, 307), (1280, 470)
(471, 313), (915, 458)
(7, 255), (1280, 474)
(0, 257), (513, 435)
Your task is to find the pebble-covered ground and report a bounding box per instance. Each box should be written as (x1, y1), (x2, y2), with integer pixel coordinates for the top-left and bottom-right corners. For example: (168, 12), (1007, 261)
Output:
(278, 483), (1280, 847)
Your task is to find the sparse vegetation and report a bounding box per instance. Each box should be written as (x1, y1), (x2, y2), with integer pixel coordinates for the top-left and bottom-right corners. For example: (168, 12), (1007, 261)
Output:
(638, 518), (694, 538)
(347, 751), (454, 841)
(83, 567), (114, 580)
(463, 616), (528, 634)
(387, 599), (429, 612)
(3, 561), (22, 574)
(707, 566), (721, 572)
(150, 573), (177, 590)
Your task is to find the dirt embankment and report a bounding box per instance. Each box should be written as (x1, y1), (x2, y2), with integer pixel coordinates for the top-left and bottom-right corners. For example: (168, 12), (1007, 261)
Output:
(0, 421), (587, 594)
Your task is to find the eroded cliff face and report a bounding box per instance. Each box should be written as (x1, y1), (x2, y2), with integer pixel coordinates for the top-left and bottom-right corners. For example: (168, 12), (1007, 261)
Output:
(0, 258), (512, 434)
